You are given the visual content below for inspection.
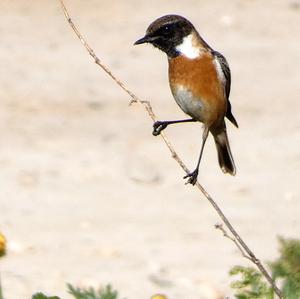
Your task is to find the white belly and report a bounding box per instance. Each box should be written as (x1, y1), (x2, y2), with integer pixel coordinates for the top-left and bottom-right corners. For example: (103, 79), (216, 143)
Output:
(172, 85), (203, 120)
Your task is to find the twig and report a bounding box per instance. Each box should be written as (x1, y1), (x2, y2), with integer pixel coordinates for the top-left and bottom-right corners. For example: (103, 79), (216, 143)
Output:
(215, 223), (252, 261)
(58, 1), (283, 298)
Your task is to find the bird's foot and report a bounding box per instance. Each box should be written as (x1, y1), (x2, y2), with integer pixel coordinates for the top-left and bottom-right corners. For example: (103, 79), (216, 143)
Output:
(153, 121), (168, 136)
(183, 169), (199, 185)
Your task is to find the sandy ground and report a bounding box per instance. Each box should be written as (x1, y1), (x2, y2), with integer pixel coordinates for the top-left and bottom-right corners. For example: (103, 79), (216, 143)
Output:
(0, 0), (300, 298)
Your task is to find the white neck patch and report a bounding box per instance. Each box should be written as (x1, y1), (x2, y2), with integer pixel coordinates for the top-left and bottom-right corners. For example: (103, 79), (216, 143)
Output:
(175, 34), (200, 59)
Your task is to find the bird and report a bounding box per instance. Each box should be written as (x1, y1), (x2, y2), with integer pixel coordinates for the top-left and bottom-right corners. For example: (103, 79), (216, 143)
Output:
(134, 14), (238, 185)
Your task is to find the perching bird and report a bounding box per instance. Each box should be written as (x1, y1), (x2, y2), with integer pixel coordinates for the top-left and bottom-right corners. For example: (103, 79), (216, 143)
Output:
(134, 14), (238, 185)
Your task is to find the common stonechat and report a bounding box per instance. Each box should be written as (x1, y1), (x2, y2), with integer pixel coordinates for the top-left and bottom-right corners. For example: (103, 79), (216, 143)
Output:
(134, 15), (238, 185)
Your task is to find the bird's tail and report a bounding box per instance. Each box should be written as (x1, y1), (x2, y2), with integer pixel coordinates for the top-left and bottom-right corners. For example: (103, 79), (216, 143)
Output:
(213, 128), (236, 176)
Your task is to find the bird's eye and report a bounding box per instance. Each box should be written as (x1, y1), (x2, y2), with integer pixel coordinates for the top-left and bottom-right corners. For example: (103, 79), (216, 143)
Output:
(160, 24), (173, 36)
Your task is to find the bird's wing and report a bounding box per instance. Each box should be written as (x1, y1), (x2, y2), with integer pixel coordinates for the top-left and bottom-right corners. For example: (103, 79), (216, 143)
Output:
(213, 50), (238, 128)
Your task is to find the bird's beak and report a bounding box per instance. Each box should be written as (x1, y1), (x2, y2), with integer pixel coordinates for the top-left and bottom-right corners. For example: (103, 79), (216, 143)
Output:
(134, 35), (157, 45)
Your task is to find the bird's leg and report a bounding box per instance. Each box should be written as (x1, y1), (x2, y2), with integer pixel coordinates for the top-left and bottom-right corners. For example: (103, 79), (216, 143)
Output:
(184, 127), (209, 185)
(153, 118), (196, 136)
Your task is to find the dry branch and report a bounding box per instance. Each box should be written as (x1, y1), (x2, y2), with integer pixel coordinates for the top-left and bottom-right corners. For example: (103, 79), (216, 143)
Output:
(58, 1), (283, 298)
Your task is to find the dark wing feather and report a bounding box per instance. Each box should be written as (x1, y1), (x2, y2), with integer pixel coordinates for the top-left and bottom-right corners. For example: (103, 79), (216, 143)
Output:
(213, 51), (238, 128)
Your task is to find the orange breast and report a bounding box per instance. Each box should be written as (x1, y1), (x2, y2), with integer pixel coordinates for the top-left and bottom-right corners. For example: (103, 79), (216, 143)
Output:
(168, 52), (226, 126)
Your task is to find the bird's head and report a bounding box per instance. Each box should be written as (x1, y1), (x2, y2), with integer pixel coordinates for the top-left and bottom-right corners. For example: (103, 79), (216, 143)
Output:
(134, 14), (200, 58)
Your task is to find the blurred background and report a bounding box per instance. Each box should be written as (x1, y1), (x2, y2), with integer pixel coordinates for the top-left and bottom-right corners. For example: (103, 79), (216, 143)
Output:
(0, 0), (299, 298)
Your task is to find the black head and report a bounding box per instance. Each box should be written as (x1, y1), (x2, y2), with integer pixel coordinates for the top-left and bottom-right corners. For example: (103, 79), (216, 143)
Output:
(134, 14), (195, 58)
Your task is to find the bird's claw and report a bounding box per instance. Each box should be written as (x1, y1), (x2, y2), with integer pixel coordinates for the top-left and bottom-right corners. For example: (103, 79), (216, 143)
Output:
(183, 169), (199, 185)
(153, 121), (168, 136)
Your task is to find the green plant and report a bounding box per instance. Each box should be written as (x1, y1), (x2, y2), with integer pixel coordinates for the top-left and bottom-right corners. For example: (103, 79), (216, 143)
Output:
(270, 237), (300, 299)
(32, 293), (60, 299)
(67, 284), (118, 299)
(230, 237), (300, 299)
(0, 280), (3, 299)
(230, 266), (274, 299)
(31, 284), (119, 299)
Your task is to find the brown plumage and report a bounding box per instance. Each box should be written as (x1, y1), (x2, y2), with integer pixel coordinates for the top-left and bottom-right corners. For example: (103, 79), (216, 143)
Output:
(169, 52), (226, 126)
